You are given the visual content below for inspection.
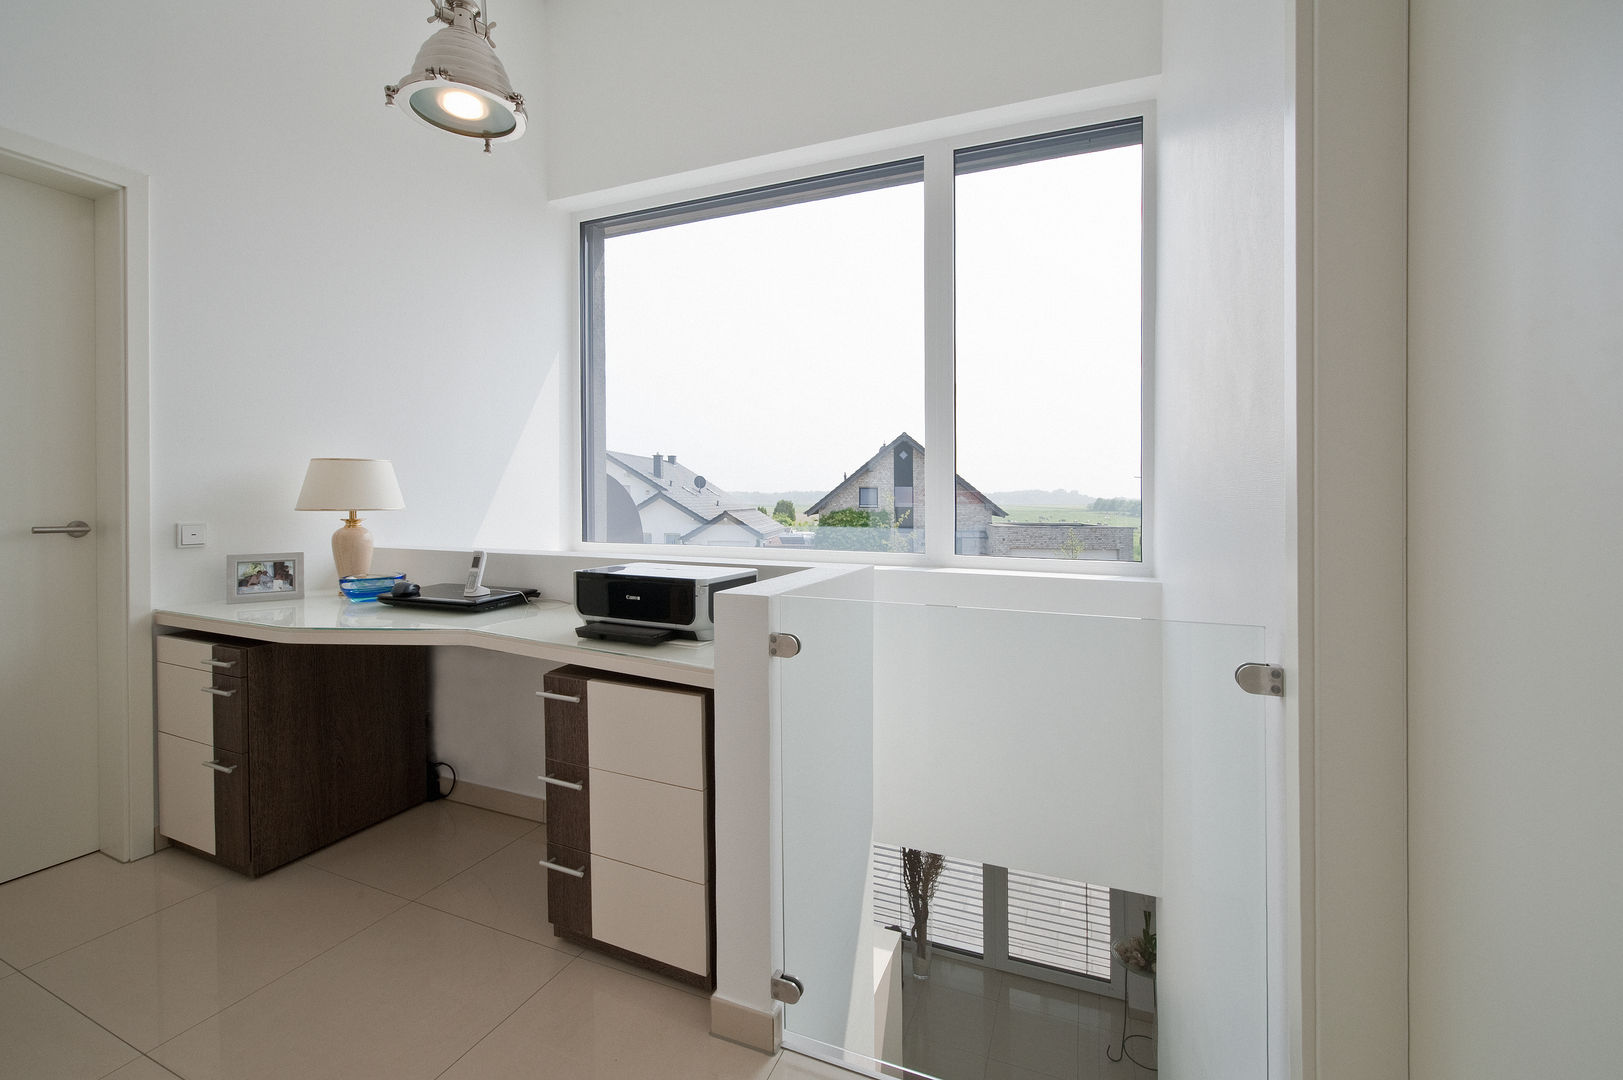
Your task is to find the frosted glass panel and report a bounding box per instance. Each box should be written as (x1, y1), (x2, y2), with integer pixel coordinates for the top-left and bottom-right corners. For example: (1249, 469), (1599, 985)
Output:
(871, 603), (1162, 896)
(776, 596), (1270, 1079)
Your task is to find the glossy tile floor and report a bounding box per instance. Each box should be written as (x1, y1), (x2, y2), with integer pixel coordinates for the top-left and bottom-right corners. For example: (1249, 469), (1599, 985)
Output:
(896, 952), (1157, 1080)
(0, 802), (855, 1080)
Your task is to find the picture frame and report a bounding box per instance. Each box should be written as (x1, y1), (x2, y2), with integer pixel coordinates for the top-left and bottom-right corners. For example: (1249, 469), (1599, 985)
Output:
(226, 552), (304, 603)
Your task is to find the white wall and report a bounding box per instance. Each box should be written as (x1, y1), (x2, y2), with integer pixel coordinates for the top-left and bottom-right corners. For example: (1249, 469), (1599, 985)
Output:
(1408, 3), (1623, 1077)
(0, 0), (570, 605)
(541, 0), (1162, 201)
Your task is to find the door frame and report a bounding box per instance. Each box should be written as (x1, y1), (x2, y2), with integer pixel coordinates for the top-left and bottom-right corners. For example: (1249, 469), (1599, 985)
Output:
(1, 127), (152, 864)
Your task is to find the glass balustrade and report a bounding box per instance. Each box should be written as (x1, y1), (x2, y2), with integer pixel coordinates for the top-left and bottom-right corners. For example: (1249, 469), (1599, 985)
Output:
(774, 596), (1270, 1079)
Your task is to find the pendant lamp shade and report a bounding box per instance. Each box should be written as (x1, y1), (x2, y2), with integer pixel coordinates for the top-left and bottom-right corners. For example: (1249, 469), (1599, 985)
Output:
(385, 0), (527, 152)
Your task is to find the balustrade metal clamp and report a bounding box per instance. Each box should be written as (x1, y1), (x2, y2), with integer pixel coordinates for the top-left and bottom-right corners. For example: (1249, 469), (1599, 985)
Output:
(768, 633), (801, 659)
(771, 971), (804, 1005)
(1234, 663), (1285, 697)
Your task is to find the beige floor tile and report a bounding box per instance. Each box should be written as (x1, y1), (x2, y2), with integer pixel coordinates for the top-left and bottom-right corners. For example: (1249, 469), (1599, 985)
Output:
(416, 831), (580, 954)
(902, 979), (999, 1055)
(0, 958), (12, 977)
(0, 971), (139, 1079)
(302, 801), (535, 899)
(574, 943), (710, 998)
(996, 971), (1082, 1023)
(769, 1050), (864, 1080)
(101, 1058), (186, 1080)
(148, 903), (569, 1080)
(1088, 1019), (1157, 1077)
(1076, 994), (1119, 1035)
(987, 1002), (1081, 1079)
(0, 850), (235, 968)
(27, 863), (405, 1051)
(913, 951), (1003, 999)
(988, 1060), (1076, 1080)
(439, 957), (776, 1080)
(899, 1036), (986, 1080)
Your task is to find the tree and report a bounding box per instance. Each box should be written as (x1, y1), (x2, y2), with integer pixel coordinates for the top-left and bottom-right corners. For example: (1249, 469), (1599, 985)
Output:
(773, 499), (796, 525)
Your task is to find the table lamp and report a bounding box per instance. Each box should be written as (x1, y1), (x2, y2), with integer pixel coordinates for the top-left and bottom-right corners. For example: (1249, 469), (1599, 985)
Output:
(295, 458), (405, 581)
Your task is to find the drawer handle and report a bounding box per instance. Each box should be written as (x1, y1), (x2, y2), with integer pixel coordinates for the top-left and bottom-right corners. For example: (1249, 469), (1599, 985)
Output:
(203, 760), (237, 774)
(201, 687), (237, 698)
(539, 774), (583, 791)
(539, 859), (585, 878)
(201, 659), (237, 669)
(535, 690), (581, 704)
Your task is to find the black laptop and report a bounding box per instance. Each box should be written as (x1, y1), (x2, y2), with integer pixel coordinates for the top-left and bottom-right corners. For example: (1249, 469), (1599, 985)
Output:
(377, 583), (538, 613)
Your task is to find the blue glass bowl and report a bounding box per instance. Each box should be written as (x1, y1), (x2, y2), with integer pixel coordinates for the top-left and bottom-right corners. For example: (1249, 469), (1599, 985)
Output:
(340, 572), (406, 602)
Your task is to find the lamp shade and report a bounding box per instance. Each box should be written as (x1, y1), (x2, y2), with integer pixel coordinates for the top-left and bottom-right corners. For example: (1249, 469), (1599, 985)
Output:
(384, 0), (527, 150)
(295, 459), (405, 512)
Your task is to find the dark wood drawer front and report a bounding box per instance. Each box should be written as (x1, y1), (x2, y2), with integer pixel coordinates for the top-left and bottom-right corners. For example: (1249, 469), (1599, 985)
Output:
(209, 643), (255, 677)
(544, 840), (591, 938)
(543, 670), (589, 766)
(542, 758), (589, 850)
(210, 746), (252, 876)
(209, 674), (248, 754)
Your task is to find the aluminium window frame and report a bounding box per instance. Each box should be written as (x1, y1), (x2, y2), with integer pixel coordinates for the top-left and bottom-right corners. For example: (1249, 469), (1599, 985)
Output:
(573, 103), (1157, 576)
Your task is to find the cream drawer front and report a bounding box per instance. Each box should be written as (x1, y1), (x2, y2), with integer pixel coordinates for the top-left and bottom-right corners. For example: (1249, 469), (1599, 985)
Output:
(590, 855), (708, 976)
(586, 680), (705, 788)
(155, 634), (215, 672)
(156, 661), (214, 743)
(157, 732), (216, 855)
(588, 769), (706, 884)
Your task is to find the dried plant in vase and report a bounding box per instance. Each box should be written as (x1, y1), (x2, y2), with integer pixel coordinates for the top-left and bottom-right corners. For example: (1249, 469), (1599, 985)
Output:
(901, 847), (945, 979)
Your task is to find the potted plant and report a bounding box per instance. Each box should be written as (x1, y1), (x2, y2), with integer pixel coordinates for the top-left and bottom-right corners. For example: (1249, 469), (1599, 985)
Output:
(1113, 908), (1157, 976)
(901, 847), (945, 979)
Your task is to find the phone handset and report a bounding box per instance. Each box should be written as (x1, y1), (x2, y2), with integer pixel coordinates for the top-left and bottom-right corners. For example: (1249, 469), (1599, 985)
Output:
(464, 550), (491, 597)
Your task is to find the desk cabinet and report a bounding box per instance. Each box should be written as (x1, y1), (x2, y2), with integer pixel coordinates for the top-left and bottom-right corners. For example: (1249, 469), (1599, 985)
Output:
(154, 631), (429, 876)
(541, 666), (713, 989)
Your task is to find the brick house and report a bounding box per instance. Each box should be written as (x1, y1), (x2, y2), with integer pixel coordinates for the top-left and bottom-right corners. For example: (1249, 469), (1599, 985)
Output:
(803, 433), (1008, 554)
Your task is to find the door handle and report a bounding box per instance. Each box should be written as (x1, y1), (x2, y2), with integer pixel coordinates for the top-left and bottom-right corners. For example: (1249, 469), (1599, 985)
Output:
(31, 520), (92, 539)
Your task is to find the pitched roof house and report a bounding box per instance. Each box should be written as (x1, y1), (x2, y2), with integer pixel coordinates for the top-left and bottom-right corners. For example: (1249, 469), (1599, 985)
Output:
(804, 433), (1007, 554)
(605, 451), (783, 546)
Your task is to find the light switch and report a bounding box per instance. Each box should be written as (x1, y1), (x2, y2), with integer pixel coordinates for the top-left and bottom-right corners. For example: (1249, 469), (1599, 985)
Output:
(177, 522), (207, 548)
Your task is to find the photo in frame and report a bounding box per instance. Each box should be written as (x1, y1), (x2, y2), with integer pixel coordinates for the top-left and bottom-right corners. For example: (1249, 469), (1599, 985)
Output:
(226, 552), (304, 603)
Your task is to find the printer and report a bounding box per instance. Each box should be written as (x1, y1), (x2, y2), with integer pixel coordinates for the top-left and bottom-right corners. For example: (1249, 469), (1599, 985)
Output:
(574, 562), (757, 642)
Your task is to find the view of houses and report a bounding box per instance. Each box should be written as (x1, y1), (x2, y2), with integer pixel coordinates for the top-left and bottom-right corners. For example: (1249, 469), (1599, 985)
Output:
(602, 434), (1139, 560)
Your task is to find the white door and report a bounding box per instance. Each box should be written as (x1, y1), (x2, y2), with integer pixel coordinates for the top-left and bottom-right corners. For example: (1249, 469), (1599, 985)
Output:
(0, 170), (101, 883)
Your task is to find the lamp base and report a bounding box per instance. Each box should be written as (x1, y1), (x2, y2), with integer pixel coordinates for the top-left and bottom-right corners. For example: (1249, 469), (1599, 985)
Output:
(332, 517), (374, 582)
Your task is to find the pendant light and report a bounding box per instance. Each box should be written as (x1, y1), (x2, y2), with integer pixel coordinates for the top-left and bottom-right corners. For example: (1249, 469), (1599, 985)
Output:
(384, 0), (527, 153)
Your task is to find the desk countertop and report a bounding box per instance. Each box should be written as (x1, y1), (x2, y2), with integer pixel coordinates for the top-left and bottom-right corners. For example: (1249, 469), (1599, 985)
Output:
(153, 595), (716, 689)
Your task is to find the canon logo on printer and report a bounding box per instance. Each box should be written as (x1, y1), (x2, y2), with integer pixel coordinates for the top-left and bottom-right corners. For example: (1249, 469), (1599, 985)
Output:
(623, 593), (641, 601)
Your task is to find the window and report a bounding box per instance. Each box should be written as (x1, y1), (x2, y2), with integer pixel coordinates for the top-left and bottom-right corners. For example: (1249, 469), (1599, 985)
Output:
(581, 116), (1146, 565)
(871, 842), (1116, 985)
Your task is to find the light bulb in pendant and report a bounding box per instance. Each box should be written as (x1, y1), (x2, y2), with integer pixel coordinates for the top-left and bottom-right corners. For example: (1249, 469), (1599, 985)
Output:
(438, 89), (489, 121)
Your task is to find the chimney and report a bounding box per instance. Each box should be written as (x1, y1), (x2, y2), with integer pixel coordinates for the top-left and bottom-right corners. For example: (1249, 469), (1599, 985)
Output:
(667, 454), (676, 466)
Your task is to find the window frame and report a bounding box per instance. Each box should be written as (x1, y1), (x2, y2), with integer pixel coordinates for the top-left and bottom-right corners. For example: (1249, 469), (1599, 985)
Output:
(573, 104), (1157, 577)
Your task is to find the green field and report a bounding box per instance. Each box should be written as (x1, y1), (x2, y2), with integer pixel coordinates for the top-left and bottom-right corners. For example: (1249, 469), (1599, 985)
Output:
(1001, 505), (1142, 529)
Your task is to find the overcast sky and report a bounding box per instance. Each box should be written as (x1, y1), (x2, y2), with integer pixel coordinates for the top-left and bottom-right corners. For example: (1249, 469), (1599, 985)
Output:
(603, 144), (1142, 501)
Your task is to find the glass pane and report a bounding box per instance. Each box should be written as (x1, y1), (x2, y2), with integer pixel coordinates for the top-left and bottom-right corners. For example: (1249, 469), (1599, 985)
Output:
(954, 140), (1143, 562)
(776, 595), (1269, 1079)
(871, 842), (984, 957)
(586, 178), (925, 552)
(1007, 868), (1112, 979)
